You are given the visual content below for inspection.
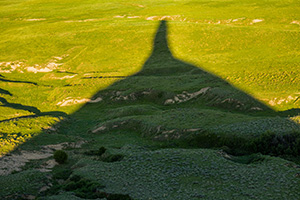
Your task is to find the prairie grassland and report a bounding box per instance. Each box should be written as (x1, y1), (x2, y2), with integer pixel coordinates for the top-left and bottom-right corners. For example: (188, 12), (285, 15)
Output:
(0, 0), (299, 155)
(1, 0), (299, 112)
(1, 0), (300, 199)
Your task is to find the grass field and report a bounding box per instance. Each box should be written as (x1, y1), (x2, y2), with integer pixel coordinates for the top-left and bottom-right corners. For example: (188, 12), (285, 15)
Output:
(1, 0), (300, 199)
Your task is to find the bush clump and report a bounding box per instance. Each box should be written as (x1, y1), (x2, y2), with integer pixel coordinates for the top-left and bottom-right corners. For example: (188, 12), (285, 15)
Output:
(98, 146), (107, 156)
(84, 147), (123, 162)
(251, 131), (300, 156)
(186, 129), (300, 157)
(54, 150), (68, 164)
(62, 175), (133, 199)
(85, 146), (107, 156)
(63, 175), (104, 199)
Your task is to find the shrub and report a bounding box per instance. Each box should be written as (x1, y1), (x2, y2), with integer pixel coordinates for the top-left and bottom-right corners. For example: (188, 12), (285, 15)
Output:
(63, 175), (105, 199)
(252, 131), (300, 156)
(84, 146), (107, 156)
(64, 181), (77, 191)
(186, 129), (300, 157)
(98, 146), (107, 156)
(54, 150), (68, 164)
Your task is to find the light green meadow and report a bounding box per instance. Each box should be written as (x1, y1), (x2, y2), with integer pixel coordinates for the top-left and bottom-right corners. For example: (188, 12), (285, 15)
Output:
(1, 0), (300, 199)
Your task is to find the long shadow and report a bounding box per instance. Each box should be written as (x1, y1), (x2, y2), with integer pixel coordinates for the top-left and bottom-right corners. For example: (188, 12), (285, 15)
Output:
(44, 20), (300, 140)
(0, 97), (41, 114)
(0, 75), (37, 85)
(0, 74), (66, 122)
(75, 20), (276, 115)
(78, 20), (274, 113)
(1, 22), (299, 200)
(0, 88), (12, 96)
(0, 74), (40, 115)
(0, 112), (67, 123)
(6, 20), (300, 153)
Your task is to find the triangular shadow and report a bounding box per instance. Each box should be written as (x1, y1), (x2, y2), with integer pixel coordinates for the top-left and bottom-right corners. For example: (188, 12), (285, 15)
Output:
(46, 20), (300, 138)
(75, 20), (276, 117)
(5, 20), (300, 151)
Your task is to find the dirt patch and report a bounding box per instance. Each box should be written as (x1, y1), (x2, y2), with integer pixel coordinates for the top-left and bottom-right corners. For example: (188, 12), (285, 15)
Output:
(92, 125), (107, 133)
(146, 15), (181, 21)
(0, 150), (52, 175)
(26, 66), (53, 73)
(0, 55), (68, 74)
(92, 119), (203, 140)
(26, 61), (62, 73)
(232, 17), (246, 22)
(0, 141), (85, 175)
(127, 16), (140, 19)
(24, 18), (46, 21)
(64, 19), (105, 23)
(250, 107), (263, 111)
(143, 16), (261, 26)
(50, 74), (77, 80)
(38, 159), (58, 172)
(88, 97), (103, 103)
(268, 95), (299, 106)
(56, 97), (90, 106)
(114, 15), (126, 18)
(164, 87), (211, 105)
(0, 61), (24, 73)
(57, 96), (104, 106)
(251, 19), (264, 24)
(291, 20), (300, 25)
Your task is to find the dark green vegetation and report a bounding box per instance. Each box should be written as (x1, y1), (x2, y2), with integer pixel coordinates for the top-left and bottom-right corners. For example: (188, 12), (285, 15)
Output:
(1, 0), (300, 199)
(52, 20), (300, 157)
(47, 174), (133, 200)
(85, 147), (124, 162)
(53, 150), (68, 164)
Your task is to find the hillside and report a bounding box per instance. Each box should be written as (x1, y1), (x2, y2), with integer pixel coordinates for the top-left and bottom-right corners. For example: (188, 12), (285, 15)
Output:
(1, 0), (300, 199)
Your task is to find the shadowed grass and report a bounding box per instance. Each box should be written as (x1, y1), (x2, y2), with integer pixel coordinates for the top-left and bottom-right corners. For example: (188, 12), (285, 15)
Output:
(0, 0), (300, 199)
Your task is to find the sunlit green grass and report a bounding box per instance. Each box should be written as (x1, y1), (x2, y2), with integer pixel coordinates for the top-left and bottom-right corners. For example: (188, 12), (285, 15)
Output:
(1, 0), (300, 155)
(1, 1), (300, 198)
(1, 0), (300, 114)
(0, 116), (60, 154)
